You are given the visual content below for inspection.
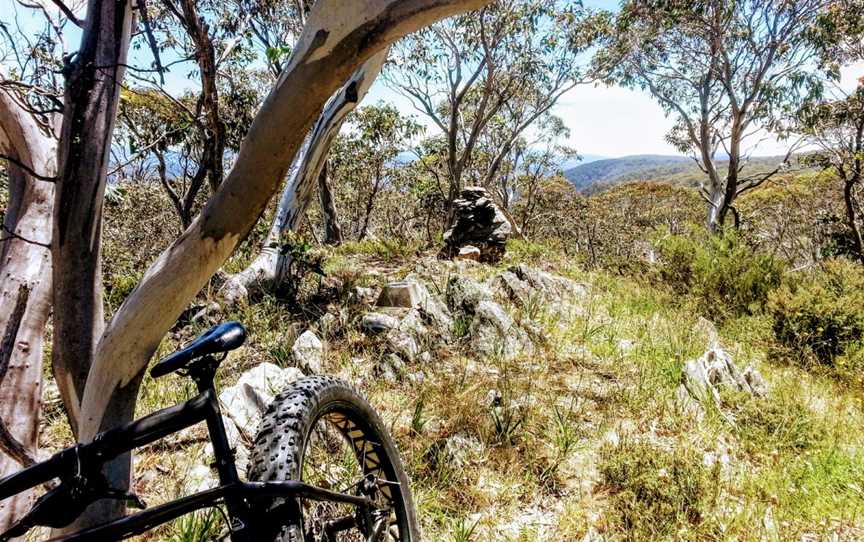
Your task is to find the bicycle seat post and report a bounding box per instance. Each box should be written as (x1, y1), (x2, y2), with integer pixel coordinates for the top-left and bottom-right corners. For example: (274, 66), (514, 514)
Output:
(187, 355), (252, 536)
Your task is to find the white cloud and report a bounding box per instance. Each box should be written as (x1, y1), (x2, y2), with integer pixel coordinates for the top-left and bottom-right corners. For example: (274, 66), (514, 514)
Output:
(551, 61), (864, 159)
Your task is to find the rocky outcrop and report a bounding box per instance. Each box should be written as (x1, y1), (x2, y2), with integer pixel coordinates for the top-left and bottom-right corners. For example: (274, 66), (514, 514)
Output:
(677, 346), (768, 415)
(440, 187), (512, 263)
(361, 312), (400, 334)
(493, 264), (589, 308)
(446, 276), (494, 315)
(470, 300), (534, 359)
(356, 266), (585, 367)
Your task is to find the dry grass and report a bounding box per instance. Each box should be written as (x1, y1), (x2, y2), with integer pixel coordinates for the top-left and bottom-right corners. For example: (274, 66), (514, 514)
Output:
(34, 241), (864, 541)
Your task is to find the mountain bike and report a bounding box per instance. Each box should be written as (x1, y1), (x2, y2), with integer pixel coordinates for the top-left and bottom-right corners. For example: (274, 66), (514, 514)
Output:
(0, 321), (418, 541)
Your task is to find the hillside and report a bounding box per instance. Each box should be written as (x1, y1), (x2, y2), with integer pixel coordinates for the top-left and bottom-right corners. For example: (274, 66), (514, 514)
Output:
(564, 155), (693, 192)
(565, 154), (807, 194)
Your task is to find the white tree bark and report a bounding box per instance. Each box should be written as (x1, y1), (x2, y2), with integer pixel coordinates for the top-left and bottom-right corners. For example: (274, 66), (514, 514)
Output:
(78, 0), (492, 444)
(220, 47), (389, 305)
(0, 87), (57, 531)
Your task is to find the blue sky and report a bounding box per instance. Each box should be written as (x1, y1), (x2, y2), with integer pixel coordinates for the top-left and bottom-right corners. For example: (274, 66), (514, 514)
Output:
(364, 0), (864, 159)
(4, 0), (862, 160)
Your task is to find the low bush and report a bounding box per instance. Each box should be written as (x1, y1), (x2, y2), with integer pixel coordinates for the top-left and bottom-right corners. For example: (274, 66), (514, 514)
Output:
(767, 258), (864, 377)
(655, 231), (785, 318)
(599, 440), (712, 540)
(728, 392), (825, 456)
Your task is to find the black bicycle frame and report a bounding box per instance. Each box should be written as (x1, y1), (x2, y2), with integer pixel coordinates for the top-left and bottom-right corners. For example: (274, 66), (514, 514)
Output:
(0, 357), (375, 542)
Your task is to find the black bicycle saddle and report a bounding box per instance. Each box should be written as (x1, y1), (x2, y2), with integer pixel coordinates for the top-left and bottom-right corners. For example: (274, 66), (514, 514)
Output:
(151, 321), (246, 378)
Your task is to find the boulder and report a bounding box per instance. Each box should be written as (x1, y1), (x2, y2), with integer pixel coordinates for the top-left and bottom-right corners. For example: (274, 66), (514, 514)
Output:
(361, 312), (400, 334)
(470, 300), (533, 360)
(492, 265), (588, 310)
(440, 186), (512, 263)
(181, 362), (305, 495)
(218, 362), (304, 441)
(456, 245), (481, 261)
(677, 347), (768, 413)
(492, 270), (533, 307)
(292, 330), (323, 374)
(387, 330), (422, 363)
(514, 264), (588, 298)
(447, 276), (494, 315)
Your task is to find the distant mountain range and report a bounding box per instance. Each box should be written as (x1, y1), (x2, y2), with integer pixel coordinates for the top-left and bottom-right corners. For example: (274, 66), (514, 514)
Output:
(564, 154), (804, 194)
(564, 155), (693, 193)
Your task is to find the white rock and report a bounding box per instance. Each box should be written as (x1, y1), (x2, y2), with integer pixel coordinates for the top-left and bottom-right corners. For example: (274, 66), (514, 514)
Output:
(678, 347), (768, 414)
(292, 330), (323, 374)
(361, 312), (400, 334)
(219, 362), (303, 441)
(456, 245), (481, 261)
(470, 300), (533, 359)
(352, 286), (378, 305)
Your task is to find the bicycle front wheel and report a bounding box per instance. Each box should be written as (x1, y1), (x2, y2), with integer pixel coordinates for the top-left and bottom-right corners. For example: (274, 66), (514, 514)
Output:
(248, 376), (419, 541)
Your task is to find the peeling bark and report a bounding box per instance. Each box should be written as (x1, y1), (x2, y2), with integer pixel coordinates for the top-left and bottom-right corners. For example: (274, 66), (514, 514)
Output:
(219, 46), (390, 305)
(0, 87), (56, 531)
(318, 161), (343, 245)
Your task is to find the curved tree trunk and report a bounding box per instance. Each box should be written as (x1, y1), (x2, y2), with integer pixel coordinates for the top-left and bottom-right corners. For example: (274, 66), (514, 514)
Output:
(0, 88), (57, 531)
(219, 46), (390, 305)
(78, 1), (492, 456)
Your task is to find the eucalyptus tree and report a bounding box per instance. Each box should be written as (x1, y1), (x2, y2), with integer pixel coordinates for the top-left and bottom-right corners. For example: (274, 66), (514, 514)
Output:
(492, 115), (576, 235)
(608, 0), (827, 231)
(1, 0), (491, 532)
(799, 87), (864, 262)
(812, 0), (864, 66)
(330, 104), (423, 240)
(116, 74), (263, 229)
(0, 3), (66, 527)
(386, 0), (610, 218)
(219, 49), (391, 304)
(77, 2), (493, 467)
(112, 0), (266, 230)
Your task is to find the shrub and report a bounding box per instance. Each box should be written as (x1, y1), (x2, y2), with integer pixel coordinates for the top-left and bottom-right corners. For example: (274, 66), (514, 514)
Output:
(768, 258), (864, 374)
(599, 440), (711, 540)
(655, 231), (785, 318)
(727, 392), (825, 456)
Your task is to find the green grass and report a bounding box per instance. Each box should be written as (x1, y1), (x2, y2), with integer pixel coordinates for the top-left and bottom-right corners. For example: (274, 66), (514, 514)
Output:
(37, 241), (864, 541)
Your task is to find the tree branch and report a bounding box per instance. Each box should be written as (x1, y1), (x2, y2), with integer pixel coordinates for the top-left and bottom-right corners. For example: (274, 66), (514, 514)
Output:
(0, 154), (56, 182)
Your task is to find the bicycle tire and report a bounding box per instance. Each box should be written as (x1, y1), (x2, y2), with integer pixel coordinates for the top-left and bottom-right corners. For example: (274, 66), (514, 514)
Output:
(248, 376), (420, 541)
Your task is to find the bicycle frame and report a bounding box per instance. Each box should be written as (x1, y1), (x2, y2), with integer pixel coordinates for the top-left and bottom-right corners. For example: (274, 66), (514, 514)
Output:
(0, 357), (376, 542)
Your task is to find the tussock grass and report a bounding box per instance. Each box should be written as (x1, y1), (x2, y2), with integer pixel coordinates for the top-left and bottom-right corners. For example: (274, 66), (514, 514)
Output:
(36, 242), (864, 541)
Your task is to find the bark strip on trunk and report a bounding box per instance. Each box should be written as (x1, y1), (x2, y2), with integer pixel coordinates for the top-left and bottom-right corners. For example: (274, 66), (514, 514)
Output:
(0, 87), (57, 531)
(318, 161), (343, 245)
(51, 0), (134, 530)
(219, 46), (390, 304)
